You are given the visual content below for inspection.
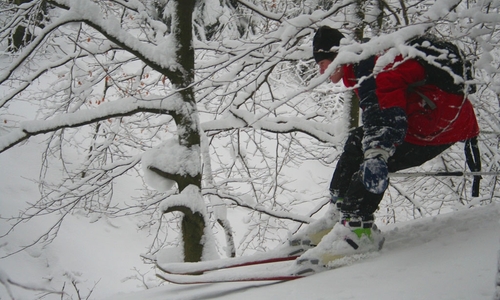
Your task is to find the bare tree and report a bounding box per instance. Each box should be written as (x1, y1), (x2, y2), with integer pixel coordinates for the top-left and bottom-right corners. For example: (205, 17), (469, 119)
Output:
(0, 0), (499, 282)
(1, 0), (208, 262)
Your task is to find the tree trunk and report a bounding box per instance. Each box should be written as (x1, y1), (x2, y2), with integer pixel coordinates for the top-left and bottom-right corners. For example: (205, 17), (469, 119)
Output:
(347, 91), (359, 129)
(168, 0), (205, 263)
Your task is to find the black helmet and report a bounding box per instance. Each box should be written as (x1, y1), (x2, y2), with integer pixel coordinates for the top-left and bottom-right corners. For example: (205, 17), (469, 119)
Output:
(313, 26), (345, 63)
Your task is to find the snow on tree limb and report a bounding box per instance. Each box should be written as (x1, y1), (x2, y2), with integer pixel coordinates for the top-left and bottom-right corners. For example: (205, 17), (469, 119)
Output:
(203, 189), (314, 224)
(142, 139), (201, 191)
(0, 94), (184, 152)
(201, 108), (340, 144)
(46, 0), (181, 77)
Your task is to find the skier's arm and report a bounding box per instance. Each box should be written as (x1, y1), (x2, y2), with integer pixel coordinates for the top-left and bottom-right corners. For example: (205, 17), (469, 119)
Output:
(354, 56), (410, 193)
(355, 57), (409, 158)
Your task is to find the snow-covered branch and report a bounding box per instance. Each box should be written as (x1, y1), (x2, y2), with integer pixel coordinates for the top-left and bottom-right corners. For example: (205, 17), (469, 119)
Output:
(0, 94), (184, 152)
(202, 109), (338, 144)
(204, 189), (313, 224)
(46, 0), (181, 78)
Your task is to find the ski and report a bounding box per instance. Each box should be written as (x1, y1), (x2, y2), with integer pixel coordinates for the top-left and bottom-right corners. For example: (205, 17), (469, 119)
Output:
(156, 271), (304, 284)
(156, 249), (380, 284)
(156, 247), (304, 275)
(155, 255), (347, 284)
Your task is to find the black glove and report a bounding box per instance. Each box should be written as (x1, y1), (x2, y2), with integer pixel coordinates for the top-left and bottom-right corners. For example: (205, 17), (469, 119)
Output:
(359, 153), (388, 194)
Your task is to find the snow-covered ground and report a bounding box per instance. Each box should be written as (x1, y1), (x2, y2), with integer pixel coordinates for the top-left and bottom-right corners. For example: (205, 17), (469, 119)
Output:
(106, 204), (500, 300)
(0, 138), (155, 300)
(0, 138), (499, 300)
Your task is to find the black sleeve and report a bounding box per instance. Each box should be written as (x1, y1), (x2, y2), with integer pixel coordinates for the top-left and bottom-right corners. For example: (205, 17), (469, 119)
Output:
(355, 57), (408, 155)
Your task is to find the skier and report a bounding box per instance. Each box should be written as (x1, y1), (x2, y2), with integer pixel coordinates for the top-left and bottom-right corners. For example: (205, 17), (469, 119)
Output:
(293, 26), (480, 266)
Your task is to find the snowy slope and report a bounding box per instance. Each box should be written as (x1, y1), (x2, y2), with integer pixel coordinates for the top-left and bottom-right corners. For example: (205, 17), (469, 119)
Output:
(106, 204), (500, 300)
(0, 139), (155, 300)
(0, 139), (499, 300)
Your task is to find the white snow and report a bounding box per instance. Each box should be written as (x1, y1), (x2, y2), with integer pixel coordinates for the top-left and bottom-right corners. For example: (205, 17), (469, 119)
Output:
(1, 0), (500, 298)
(142, 139), (201, 192)
(1, 136), (498, 300)
(107, 204), (500, 300)
(159, 185), (204, 214)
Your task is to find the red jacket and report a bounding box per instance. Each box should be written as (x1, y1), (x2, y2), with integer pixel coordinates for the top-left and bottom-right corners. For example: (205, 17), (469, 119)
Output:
(342, 57), (479, 145)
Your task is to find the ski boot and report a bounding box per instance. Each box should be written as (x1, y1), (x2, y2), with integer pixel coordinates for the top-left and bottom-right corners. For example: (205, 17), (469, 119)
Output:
(293, 215), (385, 275)
(287, 196), (343, 255)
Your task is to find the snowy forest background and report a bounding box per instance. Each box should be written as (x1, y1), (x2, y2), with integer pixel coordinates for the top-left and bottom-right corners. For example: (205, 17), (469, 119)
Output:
(0, 0), (499, 299)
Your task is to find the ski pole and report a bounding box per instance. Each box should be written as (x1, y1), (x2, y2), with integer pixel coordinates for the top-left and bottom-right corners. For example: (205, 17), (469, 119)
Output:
(389, 171), (499, 177)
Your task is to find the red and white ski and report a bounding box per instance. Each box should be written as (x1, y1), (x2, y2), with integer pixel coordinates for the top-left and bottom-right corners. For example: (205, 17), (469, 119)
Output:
(156, 270), (305, 284)
(156, 245), (306, 275)
(157, 255), (299, 275)
(156, 247), (381, 284)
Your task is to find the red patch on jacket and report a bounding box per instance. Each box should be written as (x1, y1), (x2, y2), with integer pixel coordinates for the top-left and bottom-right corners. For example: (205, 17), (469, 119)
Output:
(342, 57), (479, 145)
